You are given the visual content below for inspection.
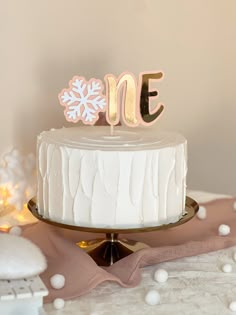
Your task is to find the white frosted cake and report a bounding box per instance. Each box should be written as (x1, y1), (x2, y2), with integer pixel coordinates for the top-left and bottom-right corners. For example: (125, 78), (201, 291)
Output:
(37, 126), (187, 228)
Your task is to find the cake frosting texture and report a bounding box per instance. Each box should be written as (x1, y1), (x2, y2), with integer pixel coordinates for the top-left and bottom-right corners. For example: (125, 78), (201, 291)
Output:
(37, 127), (187, 228)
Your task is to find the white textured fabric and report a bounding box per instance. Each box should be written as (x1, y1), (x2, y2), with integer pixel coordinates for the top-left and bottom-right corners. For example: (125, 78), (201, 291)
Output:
(0, 234), (47, 279)
(37, 126), (187, 228)
(43, 246), (236, 315)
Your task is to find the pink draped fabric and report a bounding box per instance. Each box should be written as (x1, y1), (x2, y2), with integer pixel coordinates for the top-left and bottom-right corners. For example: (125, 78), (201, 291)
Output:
(22, 198), (236, 303)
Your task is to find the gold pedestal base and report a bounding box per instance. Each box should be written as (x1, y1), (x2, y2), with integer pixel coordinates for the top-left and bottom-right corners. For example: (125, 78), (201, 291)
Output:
(28, 196), (199, 266)
(77, 233), (149, 266)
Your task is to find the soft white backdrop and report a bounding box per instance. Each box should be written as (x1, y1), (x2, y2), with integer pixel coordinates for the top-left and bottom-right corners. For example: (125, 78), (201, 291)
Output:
(1, 0), (236, 194)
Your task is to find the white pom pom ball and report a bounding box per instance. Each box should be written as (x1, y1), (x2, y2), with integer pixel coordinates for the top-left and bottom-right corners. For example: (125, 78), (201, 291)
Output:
(53, 298), (65, 310)
(197, 206), (207, 220)
(50, 274), (65, 289)
(9, 226), (22, 236)
(154, 269), (169, 283)
(218, 224), (230, 236)
(145, 290), (160, 306)
(222, 264), (232, 273)
(229, 301), (236, 312)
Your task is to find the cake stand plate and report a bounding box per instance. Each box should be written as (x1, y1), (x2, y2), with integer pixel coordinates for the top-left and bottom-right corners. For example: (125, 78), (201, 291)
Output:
(27, 196), (198, 266)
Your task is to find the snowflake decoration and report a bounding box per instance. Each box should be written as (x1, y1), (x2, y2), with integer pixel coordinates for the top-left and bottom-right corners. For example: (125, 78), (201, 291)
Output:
(58, 76), (107, 125)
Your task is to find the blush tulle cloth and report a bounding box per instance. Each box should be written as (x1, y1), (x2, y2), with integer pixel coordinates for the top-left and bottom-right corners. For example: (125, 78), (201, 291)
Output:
(22, 198), (236, 303)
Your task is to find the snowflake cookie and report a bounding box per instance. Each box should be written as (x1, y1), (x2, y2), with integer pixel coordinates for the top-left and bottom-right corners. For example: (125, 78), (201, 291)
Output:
(59, 76), (107, 125)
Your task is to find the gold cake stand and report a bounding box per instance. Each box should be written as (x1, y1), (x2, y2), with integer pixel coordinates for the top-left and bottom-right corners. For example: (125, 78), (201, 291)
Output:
(28, 196), (198, 266)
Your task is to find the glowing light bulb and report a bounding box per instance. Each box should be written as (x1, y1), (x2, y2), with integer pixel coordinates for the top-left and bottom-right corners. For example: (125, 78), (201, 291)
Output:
(0, 187), (11, 211)
(0, 224), (10, 232)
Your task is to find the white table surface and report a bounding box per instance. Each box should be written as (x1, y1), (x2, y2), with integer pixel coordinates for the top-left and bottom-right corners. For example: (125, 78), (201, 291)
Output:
(40, 190), (236, 315)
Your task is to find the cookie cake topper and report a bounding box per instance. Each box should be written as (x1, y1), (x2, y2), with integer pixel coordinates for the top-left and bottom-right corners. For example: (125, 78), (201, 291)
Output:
(58, 71), (164, 129)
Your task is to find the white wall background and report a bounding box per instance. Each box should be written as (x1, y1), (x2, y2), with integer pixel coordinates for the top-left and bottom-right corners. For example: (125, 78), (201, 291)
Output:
(1, 0), (236, 194)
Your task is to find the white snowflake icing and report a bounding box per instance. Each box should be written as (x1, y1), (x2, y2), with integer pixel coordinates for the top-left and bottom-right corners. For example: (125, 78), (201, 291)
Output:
(59, 77), (107, 124)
